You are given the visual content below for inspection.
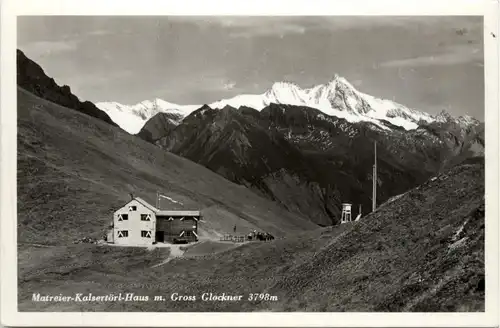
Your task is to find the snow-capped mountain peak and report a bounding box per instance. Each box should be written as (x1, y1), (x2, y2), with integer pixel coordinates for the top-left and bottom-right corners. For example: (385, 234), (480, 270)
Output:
(209, 75), (436, 130)
(264, 81), (308, 107)
(330, 74), (351, 86)
(96, 99), (200, 134)
(434, 110), (454, 123)
(234, 75), (432, 130)
(456, 115), (479, 126)
(434, 110), (480, 127)
(98, 75), (473, 134)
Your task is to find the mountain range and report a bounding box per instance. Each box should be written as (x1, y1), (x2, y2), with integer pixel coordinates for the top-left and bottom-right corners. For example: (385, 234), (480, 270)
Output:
(96, 74), (449, 134)
(95, 72), (483, 226)
(16, 48), (485, 312)
(154, 102), (483, 225)
(17, 48), (484, 227)
(16, 50), (317, 245)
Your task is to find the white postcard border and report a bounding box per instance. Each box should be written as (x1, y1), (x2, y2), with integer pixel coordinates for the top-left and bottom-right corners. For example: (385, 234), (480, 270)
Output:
(1, 0), (498, 327)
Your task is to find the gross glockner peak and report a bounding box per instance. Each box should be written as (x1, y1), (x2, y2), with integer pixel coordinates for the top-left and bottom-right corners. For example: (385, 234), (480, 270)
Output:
(96, 74), (440, 134)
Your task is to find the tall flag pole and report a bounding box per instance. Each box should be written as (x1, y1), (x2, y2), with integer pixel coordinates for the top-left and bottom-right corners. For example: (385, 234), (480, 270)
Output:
(372, 141), (377, 212)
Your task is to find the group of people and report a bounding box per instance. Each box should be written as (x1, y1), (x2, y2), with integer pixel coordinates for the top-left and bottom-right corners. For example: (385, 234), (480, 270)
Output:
(247, 230), (275, 242)
(232, 225), (275, 242)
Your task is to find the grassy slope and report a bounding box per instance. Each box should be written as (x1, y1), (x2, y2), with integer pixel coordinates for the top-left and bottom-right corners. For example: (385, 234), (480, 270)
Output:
(17, 88), (484, 312)
(19, 226), (350, 311)
(19, 162), (484, 311)
(267, 161), (485, 312)
(17, 87), (316, 310)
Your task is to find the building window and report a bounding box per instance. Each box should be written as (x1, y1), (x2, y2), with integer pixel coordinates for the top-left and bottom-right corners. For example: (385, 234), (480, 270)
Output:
(141, 214), (151, 221)
(117, 214), (128, 221)
(141, 230), (152, 238)
(117, 230), (128, 238)
(129, 206), (137, 211)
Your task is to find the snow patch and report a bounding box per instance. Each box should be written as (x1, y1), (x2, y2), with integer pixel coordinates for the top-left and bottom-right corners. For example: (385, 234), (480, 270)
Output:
(452, 220), (468, 242)
(448, 237), (468, 251)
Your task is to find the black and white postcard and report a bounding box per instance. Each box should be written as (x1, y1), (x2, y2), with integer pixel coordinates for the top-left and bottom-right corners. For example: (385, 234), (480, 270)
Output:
(1, 0), (498, 326)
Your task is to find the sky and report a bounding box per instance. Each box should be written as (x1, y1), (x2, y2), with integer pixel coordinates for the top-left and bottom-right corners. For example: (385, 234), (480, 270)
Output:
(17, 16), (484, 119)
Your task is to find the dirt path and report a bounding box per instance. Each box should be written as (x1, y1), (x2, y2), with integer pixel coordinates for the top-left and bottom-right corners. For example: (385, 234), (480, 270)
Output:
(150, 244), (186, 268)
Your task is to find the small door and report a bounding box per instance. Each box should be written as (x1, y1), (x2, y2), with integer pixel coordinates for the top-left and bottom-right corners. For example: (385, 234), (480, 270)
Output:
(155, 231), (164, 243)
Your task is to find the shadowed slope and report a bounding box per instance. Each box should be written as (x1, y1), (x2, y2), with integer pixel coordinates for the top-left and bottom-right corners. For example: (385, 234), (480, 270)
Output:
(137, 112), (182, 142)
(17, 88), (318, 246)
(158, 105), (341, 226)
(156, 101), (483, 227)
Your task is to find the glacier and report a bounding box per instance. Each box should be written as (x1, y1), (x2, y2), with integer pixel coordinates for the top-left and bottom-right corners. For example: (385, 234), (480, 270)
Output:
(97, 75), (437, 134)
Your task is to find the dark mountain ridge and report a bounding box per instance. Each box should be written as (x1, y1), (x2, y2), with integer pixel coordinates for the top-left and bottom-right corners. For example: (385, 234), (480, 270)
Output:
(17, 49), (117, 127)
(156, 102), (484, 226)
(137, 112), (182, 142)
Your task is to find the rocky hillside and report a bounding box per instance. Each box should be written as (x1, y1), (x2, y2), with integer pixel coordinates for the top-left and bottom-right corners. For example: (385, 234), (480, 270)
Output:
(265, 159), (485, 311)
(158, 105), (343, 226)
(156, 103), (483, 226)
(137, 112), (182, 142)
(17, 49), (117, 127)
(419, 111), (485, 170)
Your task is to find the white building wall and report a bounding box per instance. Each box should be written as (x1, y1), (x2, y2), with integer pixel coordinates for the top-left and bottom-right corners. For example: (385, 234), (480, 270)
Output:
(113, 199), (156, 245)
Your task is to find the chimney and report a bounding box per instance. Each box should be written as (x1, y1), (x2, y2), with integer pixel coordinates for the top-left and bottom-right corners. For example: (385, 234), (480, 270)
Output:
(129, 193), (134, 201)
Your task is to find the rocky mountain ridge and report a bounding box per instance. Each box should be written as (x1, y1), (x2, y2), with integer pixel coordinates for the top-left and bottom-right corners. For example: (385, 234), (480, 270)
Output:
(155, 102), (483, 226)
(17, 49), (117, 127)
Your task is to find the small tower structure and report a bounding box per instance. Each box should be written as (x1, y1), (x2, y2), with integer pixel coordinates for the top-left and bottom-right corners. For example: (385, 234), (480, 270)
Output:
(341, 203), (352, 224)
